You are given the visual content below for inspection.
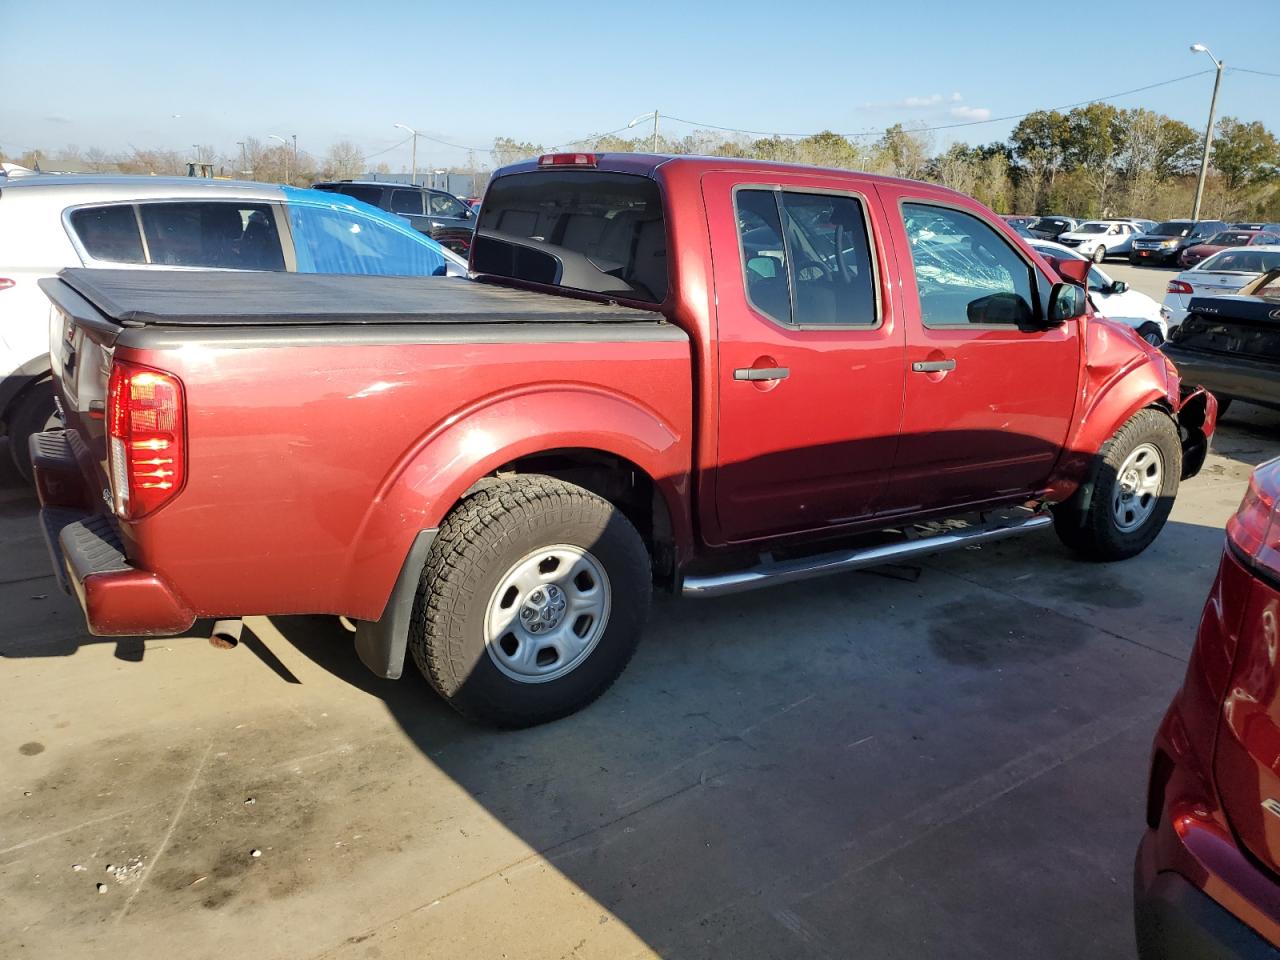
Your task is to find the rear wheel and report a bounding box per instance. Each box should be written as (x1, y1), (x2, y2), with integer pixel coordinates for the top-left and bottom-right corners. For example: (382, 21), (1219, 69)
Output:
(6, 380), (58, 483)
(408, 476), (651, 727)
(1053, 408), (1181, 561)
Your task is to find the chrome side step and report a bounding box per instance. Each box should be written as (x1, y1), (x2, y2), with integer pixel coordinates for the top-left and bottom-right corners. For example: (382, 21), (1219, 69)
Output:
(682, 513), (1053, 598)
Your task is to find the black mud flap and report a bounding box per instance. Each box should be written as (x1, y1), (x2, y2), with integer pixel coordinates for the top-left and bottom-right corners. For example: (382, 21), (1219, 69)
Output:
(1177, 387), (1214, 480)
(353, 529), (437, 680)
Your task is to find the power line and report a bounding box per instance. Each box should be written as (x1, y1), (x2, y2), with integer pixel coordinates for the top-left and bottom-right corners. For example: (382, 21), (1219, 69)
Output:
(360, 134), (413, 162)
(660, 69), (1217, 141)
(1230, 66), (1280, 79)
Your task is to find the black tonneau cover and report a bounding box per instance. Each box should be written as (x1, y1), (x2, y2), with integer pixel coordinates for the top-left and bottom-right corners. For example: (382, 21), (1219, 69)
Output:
(53, 269), (659, 327)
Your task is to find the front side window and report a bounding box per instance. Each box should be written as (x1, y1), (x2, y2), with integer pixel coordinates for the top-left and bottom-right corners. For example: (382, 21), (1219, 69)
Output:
(287, 199), (448, 276)
(429, 192), (468, 218)
(68, 205), (145, 263)
(902, 202), (1036, 327)
(389, 189), (425, 216)
(139, 201), (284, 270)
(735, 188), (877, 327)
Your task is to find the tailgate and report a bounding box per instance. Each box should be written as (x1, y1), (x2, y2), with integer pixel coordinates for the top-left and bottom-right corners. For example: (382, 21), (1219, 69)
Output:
(1168, 302), (1280, 364)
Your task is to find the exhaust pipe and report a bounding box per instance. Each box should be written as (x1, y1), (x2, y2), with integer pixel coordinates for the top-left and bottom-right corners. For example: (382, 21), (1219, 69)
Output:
(209, 618), (244, 649)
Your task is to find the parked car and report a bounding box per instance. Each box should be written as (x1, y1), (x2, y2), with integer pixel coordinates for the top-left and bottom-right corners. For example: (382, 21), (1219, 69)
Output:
(1229, 221), (1280, 232)
(32, 153), (1216, 727)
(1054, 220), (1145, 262)
(1001, 215), (1037, 230)
(1163, 270), (1280, 415)
(1135, 456), (1280, 957)
(1164, 246), (1280, 327)
(0, 175), (463, 479)
(1027, 215), (1078, 241)
(1130, 219), (1229, 266)
(311, 180), (475, 256)
(1029, 240), (1167, 342)
(1127, 218), (1158, 233)
(1177, 228), (1280, 269)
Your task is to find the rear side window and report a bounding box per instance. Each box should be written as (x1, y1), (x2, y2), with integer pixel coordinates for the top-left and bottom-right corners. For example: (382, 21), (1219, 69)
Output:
(331, 185), (385, 207)
(287, 201), (447, 276)
(902, 202), (1036, 328)
(68, 205), (145, 263)
(735, 188), (877, 327)
(139, 202), (285, 270)
(389, 189), (425, 215)
(474, 170), (667, 303)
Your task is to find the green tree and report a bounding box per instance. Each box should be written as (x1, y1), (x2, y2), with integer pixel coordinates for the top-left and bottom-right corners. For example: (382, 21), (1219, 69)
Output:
(1213, 117), (1279, 191)
(491, 137), (543, 168)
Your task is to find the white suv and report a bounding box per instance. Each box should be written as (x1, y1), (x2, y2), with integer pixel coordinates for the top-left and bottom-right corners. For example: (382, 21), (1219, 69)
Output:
(0, 174), (464, 479)
(1054, 220), (1144, 263)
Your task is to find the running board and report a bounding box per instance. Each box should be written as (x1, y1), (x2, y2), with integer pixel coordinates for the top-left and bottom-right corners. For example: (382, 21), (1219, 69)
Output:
(682, 514), (1053, 598)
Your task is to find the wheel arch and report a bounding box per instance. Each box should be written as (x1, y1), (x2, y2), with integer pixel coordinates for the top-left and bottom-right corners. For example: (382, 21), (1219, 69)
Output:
(0, 354), (54, 432)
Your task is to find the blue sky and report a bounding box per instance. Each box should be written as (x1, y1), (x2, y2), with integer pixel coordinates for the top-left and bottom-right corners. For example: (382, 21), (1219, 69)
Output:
(4, 0), (1277, 171)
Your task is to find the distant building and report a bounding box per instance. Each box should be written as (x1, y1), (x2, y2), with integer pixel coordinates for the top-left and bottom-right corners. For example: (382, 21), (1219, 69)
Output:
(356, 170), (480, 198)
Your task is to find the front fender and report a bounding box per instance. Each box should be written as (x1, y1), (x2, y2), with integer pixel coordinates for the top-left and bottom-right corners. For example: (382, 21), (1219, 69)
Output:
(340, 384), (692, 620)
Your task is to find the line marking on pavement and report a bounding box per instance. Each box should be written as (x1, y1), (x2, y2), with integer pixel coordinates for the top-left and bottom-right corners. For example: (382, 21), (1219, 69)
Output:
(0, 801), (167, 858)
(116, 738), (213, 922)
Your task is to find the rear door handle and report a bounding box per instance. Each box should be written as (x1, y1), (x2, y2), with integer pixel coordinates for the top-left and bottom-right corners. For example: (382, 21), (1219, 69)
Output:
(911, 359), (957, 373)
(733, 366), (790, 382)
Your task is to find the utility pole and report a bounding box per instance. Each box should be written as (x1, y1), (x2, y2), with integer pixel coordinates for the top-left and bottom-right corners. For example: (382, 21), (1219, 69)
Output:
(394, 123), (419, 184)
(292, 134), (298, 182)
(1189, 43), (1224, 220)
(236, 141), (248, 177)
(628, 110), (660, 153)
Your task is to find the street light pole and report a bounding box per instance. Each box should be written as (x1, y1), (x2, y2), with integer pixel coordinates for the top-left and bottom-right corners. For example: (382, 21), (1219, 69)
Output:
(268, 134), (290, 184)
(1190, 43), (1224, 221)
(394, 123), (419, 185)
(627, 111), (660, 153)
(236, 141), (249, 177)
(292, 134), (298, 181)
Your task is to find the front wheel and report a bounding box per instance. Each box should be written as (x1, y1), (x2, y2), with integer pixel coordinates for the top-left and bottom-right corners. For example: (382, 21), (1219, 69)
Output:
(408, 476), (651, 727)
(1135, 322), (1165, 347)
(1053, 408), (1182, 561)
(1092, 245), (1107, 263)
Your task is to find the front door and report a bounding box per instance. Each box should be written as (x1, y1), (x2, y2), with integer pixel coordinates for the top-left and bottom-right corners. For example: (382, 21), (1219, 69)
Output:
(704, 172), (906, 544)
(878, 190), (1080, 513)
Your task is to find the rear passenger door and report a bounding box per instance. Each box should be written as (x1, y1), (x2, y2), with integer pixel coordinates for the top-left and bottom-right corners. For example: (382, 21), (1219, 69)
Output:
(388, 188), (432, 235)
(704, 172), (906, 544)
(879, 189), (1080, 512)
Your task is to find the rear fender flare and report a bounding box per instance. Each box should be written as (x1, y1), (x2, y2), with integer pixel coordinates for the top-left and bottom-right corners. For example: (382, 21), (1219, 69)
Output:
(342, 385), (690, 621)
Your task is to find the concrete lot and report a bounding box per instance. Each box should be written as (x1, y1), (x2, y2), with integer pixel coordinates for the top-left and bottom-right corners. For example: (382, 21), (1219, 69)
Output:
(3, 353), (1277, 959)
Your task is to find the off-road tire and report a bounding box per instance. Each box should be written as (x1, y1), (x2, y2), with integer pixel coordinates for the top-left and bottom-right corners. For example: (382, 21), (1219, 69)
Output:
(7, 380), (58, 483)
(408, 476), (651, 727)
(1053, 408), (1182, 561)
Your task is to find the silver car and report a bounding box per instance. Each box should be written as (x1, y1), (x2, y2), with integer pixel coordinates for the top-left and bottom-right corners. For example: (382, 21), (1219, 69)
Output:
(0, 174), (467, 478)
(1162, 245), (1280, 328)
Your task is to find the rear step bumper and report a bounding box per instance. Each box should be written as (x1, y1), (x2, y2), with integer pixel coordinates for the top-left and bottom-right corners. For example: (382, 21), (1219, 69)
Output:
(32, 430), (195, 637)
(682, 513), (1053, 598)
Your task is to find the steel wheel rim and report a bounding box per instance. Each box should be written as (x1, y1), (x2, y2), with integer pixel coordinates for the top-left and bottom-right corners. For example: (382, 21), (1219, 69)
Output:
(483, 544), (611, 684)
(1112, 442), (1164, 532)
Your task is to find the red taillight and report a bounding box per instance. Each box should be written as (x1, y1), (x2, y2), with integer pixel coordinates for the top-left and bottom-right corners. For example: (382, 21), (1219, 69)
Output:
(1167, 280), (1194, 295)
(106, 361), (186, 519)
(0, 278), (14, 291)
(1228, 461), (1280, 575)
(537, 153), (597, 168)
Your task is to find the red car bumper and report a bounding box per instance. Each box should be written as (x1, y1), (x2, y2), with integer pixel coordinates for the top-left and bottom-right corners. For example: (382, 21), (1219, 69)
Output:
(32, 430), (194, 637)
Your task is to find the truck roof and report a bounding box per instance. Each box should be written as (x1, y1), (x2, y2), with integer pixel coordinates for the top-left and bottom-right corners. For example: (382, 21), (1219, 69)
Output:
(50, 269), (662, 327)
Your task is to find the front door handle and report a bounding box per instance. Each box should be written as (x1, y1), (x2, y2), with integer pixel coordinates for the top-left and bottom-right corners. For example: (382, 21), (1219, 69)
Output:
(911, 359), (957, 373)
(733, 366), (790, 382)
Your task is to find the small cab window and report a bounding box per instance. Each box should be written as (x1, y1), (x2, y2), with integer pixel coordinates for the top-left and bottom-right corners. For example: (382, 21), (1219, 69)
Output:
(389, 189), (425, 216)
(139, 202), (285, 270)
(902, 202), (1036, 327)
(68, 205), (145, 263)
(287, 201), (447, 276)
(474, 170), (667, 303)
(429, 192), (468, 218)
(735, 188), (877, 327)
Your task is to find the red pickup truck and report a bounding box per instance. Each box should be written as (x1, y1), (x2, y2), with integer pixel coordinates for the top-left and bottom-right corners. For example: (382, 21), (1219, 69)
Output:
(34, 153), (1216, 726)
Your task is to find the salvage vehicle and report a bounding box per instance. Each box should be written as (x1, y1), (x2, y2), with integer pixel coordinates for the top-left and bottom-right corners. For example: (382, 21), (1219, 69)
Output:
(1130, 219), (1229, 266)
(1163, 270), (1280, 416)
(0, 175), (463, 479)
(33, 154), (1217, 727)
(1163, 246), (1280, 328)
(1135, 456), (1280, 958)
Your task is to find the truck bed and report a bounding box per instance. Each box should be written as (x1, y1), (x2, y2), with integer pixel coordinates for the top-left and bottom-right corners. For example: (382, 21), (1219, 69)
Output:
(48, 268), (662, 327)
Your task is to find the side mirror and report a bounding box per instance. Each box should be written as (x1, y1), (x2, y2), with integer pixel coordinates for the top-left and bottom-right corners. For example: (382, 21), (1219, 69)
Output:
(1054, 258), (1091, 285)
(1048, 282), (1088, 323)
(1109, 279), (1128, 294)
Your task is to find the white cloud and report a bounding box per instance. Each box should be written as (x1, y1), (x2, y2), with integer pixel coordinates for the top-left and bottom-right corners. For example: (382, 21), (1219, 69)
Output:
(898, 94), (945, 109)
(950, 105), (992, 121)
